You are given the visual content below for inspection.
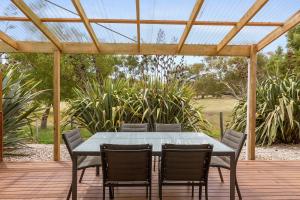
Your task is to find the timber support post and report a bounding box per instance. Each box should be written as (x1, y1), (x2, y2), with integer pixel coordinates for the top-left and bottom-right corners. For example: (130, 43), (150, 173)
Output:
(53, 50), (61, 161)
(246, 44), (257, 160)
(0, 69), (3, 162)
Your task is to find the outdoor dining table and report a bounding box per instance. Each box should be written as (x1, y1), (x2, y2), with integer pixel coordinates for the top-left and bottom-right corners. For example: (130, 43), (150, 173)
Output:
(71, 132), (236, 200)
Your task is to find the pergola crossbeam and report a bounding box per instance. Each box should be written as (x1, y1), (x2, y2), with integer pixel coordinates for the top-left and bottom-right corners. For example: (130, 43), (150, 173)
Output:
(217, 0), (269, 52)
(0, 16), (285, 26)
(72, 0), (101, 52)
(12, 0), (62, 51)
(177, 0), (204, 53)
(257, 11), (300, 51)
(0, 32), (18, 50)
(0, 41), (251, 56)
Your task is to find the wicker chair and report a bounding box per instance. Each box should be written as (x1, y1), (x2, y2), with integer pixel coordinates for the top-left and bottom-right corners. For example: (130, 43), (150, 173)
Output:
(159, 144), (213, 200)
(210, 129), (246, 200)
(155, 123), (181, 132)
(63, 129), (101, 200)
(100, 144), (152, 199)
(120, 123), (148, 132)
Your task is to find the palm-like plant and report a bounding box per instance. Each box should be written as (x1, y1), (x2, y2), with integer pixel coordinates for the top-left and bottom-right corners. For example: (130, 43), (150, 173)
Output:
(65, 79), (127, 133)
(3, 66), (42, 150)
(230, 75), (300, 145)
(65, 78), (210, 133)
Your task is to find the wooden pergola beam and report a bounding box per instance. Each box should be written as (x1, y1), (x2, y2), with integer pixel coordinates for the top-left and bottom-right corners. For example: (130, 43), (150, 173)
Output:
(72, 0), (101, 52)
(0, 16), (285, 26)
(136, 0), (141, 52)
(177, 0), (204, 53)
(217, 0), (269, 52)
(11, 0), (62, 51)
(257, 11), (300, 51)
(0, 41), (251, 56)
(0, 32), (18, 50)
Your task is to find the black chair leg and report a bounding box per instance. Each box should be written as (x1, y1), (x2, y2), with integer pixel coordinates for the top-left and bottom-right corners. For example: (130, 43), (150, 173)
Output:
(67, 184), (72, 200)
(109, 186), (113, 199)
(192, 184), (194, 197)
(159, 183), (162, 200)
(96, 166), (100, 176)
(79, 168), (86, 183)
(146, 186), (148, 198)
(218, 167), (224, 183)
(199, 185), (202, 200)
(109, 186), (114, 199)
(205, 184), (208, 200)
(236, 177), (242, 200)
(103, 185), (105, 200)
(149, 185), (152, 200)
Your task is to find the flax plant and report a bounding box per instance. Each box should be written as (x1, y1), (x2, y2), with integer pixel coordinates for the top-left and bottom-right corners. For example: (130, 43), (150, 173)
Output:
(66, 78), (210, 133)
(3, 66), (42, 150)
(230, 75), (300, 145)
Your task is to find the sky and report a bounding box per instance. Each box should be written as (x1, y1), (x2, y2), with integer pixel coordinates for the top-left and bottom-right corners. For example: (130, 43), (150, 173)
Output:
(0, 0), (299, 64)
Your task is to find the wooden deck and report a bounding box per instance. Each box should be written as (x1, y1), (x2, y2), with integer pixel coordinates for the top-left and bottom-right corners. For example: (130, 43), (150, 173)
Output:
(1, 161), (300, 200)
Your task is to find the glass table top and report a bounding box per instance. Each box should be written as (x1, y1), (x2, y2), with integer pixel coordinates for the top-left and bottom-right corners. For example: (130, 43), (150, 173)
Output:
(73, 132), (235, 155)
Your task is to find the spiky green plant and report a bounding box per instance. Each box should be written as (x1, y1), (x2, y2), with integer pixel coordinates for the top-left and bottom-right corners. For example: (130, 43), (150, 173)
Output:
(65, 78), (210, 133)
(3, 66), (42, 150)
(64, 79), (127, 133)
(230, 75), (300, 145)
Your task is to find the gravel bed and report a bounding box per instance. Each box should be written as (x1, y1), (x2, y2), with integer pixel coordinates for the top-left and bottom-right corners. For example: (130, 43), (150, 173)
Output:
(4, 143), (300, 161)
(4, 144), (71, 162)
(240, 144), (300, 160)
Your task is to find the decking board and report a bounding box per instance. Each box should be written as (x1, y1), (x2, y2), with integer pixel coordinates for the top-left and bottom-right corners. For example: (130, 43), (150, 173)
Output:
(1, 161), (300, 199)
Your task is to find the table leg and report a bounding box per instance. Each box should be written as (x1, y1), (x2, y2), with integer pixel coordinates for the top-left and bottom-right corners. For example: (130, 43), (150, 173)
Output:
(230, 153), (236, 200)
(72, 154), (78, 200)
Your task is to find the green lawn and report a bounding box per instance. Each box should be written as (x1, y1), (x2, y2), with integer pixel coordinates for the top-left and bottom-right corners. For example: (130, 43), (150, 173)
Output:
(193, 96), (238, 138)
(27, 126), (92, 144)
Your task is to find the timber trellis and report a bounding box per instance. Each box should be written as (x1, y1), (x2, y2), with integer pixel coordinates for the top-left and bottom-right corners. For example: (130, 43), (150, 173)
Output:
(0, 0), (299, 161)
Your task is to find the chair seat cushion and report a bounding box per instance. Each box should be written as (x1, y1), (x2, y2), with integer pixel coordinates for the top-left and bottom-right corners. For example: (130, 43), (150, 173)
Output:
(210, 156), (230, 169)
(78, 156), (101, 169)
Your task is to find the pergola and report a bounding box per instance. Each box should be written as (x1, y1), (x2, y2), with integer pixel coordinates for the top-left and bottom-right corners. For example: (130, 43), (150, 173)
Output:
(0, 0), (299, 162)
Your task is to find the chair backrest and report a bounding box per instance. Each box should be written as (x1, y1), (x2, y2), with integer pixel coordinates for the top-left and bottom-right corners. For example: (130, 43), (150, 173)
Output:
(221, 129), (246, 162)
(100, 144), (152, 182)
(155, 123), (181, 132)
(161, 144), (213, 182)
(120, 123), (148, 132)
(62, 129), (84, 157)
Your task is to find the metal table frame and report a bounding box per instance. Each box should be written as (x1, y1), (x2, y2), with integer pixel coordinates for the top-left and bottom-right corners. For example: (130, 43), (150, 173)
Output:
(71, 132), (236, 200)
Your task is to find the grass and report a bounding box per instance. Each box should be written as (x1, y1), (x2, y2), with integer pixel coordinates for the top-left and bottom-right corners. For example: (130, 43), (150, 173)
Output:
(193, 96), (238, 138)
(26, 125), (92, 144)
(37, 127), (91, 144)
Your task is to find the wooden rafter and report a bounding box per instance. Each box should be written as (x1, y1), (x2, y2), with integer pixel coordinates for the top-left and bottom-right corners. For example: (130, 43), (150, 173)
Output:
(0, 32), (18, 50)
(0, 16), (285, 26)
(11, 0), (62, 51)
(257, 11), (300, 51)
(217, 0), (268, 52)
(177, 0), (204, 53)
(72, 0), (101, 52)
(136, 0), (141, 52)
